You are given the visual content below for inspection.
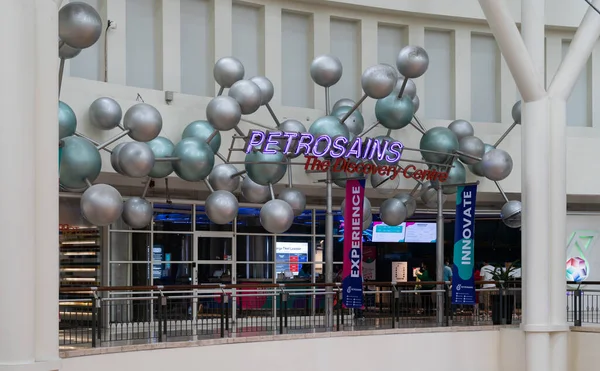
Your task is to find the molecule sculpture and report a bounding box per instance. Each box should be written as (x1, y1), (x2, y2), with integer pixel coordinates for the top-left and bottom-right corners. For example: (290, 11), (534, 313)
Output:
(57, 2), (522, 233)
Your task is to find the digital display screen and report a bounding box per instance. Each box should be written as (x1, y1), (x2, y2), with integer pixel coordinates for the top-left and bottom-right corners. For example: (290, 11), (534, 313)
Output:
(275, 242), (309, 276)
(371, 222), (437, 243)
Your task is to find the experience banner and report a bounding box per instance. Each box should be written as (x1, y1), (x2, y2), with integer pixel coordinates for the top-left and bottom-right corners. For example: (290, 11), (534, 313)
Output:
(342, 179), (365, 309)
(452, 184), (478, 305)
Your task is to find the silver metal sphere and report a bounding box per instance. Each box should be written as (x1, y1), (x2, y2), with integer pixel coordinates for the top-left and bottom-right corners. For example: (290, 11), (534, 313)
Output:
(308, 116), (350, 154)
(332, 98), (355, 112)
(310, 55), (343, 88)
(278, 188), (307, 216)
(59, 2), (103, 49)
(213, 57), (245, 88)
(110, 142), (127, 175)
(458, 136), (485, 165)
(60, 136), (102, 189)
(340, 197), (372, 222)
(59, 42), (81, 59)
(228, 80), (262, 115)
(448, 120), (474, 141)
(420, 182), (446, 209)
(441, 160), (466, 195)
(501, 200), (522, 228)
(117, 142), (155, 178)
(375, 94), (414, 130)
(241, 176), (270, 203)
(380, 198), (408, 226)
(80, 184), (123, 227)
(260, 199), (295, 234)
(393, 77), (417, 99)
(363, 213), (373, 231)
(412, 95), (420, 113)
(89, 97), (122, 130)
(419, 127), (459, 164)
(172, 137), (215, 182)
(249, 76), (275, 106)
(481, 148), (513, 181)
(361, 64), (398, 99)
(396, 45), (429, 79)
(512, 100), (522, 124)
(123, 103), (163, 142)
(394, 193), (417, 218)
(370, 171), (400, 195)
(206, 96), (242, 131)
(208, 164), (241, 192)
(245, 149), (287, 186)
(182, 120), (221, 153)
(59, 101), (77, 139)
(147, 137), (175, 178)
(330, 106), (364, 135)
(205, 190), (239, 225)
(331, 157), (363, 187)
(278, 119), (307, 158)
(122, 197), (153, 229)
(469, 143), (494, 177)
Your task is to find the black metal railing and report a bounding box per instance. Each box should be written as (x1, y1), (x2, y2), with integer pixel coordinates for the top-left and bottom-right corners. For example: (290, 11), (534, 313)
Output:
(59, 281), (525, 348)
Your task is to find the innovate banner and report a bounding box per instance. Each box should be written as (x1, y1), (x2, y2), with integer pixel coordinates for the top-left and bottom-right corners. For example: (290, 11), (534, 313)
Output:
(452, 184), (478, 305)
(342, 179), (365, 309)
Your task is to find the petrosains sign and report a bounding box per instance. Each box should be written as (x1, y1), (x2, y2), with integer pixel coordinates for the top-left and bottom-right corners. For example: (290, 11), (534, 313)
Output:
(244, 130), (450, 182)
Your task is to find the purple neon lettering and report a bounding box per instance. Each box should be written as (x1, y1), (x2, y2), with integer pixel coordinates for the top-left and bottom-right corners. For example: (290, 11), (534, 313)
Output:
(311, 136), (333, 157)
(282, 132), (298, 153)
(385, 142), (404, 163)
(263, 131), (283, 154)
(294, 133), (315, 156)
(245, 131), (265, 153)
(376, 140), (390, 161)
(329, 137), (348, 158)
(345, 137), (362, 158)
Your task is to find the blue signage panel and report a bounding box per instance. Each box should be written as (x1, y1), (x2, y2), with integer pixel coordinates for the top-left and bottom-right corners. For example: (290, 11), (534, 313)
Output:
(452, 185), (478, 305)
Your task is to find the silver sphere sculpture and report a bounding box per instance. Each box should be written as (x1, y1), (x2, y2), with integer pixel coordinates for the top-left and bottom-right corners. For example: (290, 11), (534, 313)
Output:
(117, 142), (155, 178)
(308, 116), (350, 154)
(441, 160), (466, 195)
(420, 182), (446, 209)
(60, 136), (102, 189)
(59, 101), (77, 139)
(469, 143), (494, 177)
(278, 188), (307, 216)
(214, 57), (245, 88)
(147, 137), (175, 178)
(89, 97), (122, 130)
(512, 100), (522, 124)
(206, 96), (242, 131)
(412, 95), (420, 113)
(448, 120), (474, 141)
(372, 136), (400, 167)
(393, 77), (417, 99)
(205, 190), (239, 225)
(182, 120), (221, 153)
(80, 184), (123, 227)
(250, 76), (275, 106)
(361, 64), (398, 99)
(501, 200), (522, 228)
(363, 213), (373, 231)
(110, 142), (127, 175)
(59, 2), (103, 49)
(458, 136), (485, 165)
(241, 176), (271, 203)
(172, 137), (215, 182)
(228, 80), (262, 115)
(123, 103), (163, 142)
(394, 193), (417, 218)
(245, 149), (287, 186)
(340, 197), (372, 222)
(332, 98), (355, 112)
(208, 163), (241, 192)
(59, 42), (81, 59)
(481, 148), (513, 181)
(310, 55), (343, 88)
(419, 127), (459, 164)
(260, 199), (295, 234)
(380, 198), (408, 226)
(370, 171), (400, 195)
(375, 94), (414, 130)
(278, 119), (307, 158)
(396, 45), (429, 79)
(331, 106), (364, 135)
(122, 197), (153, 229)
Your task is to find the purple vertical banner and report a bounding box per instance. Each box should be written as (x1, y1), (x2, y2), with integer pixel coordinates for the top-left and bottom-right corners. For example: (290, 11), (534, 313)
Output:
(342, 179), (365, 309)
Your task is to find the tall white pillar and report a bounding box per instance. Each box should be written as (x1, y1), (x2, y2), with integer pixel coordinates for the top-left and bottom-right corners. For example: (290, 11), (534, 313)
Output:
(0, 1), (60, 370)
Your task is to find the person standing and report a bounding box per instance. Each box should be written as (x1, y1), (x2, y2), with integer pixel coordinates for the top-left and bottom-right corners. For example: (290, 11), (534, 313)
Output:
(443, 259), (453, 283)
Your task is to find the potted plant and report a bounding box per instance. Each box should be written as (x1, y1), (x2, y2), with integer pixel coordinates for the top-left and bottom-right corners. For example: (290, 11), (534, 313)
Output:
(489, 261), (519, 325)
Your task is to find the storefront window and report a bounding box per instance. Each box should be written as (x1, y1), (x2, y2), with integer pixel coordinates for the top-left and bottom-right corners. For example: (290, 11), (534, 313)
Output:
(153, 203), (192, 232)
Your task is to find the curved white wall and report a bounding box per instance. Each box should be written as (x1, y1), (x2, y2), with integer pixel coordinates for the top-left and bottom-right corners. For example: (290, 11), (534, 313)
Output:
(61, 0), (600, 199)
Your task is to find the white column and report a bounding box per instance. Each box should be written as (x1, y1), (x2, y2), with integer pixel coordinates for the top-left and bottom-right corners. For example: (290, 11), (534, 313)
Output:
(0, 0), (37, 364)
(213, 0), (232, 95)
(105, 0), (127, 84)
(35, 0), (60, 362)
(312, 12), (330, 111)
(263, 4), (282, 105)
(454, 29), (471, 120)
(160, 0), (182, 92)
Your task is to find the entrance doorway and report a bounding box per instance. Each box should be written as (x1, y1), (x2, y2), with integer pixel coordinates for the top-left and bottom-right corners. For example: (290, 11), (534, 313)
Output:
(193, 232), (235, 285)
